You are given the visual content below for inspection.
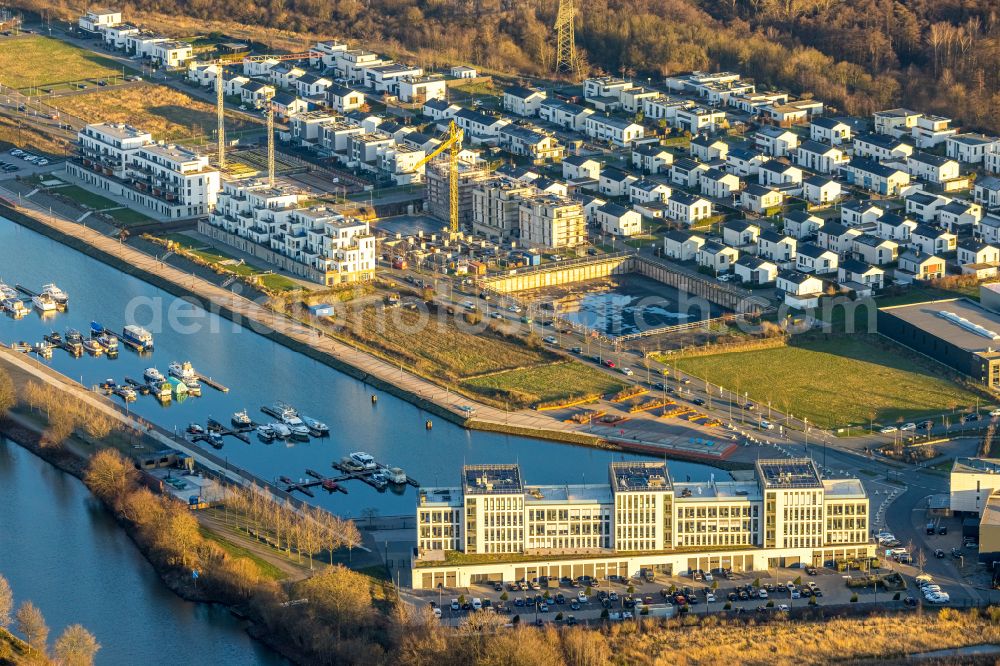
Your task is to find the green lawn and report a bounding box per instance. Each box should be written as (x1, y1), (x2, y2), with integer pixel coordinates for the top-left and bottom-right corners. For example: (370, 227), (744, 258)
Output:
(673, 336), (986, 428)
(462, 361), (627, 407)
(105, 207), (153, 226)
(199, 527), (288, 581)
(0, 35), (124, 89)
(163, 234), (303, 292)
(54, 184), (119, 210)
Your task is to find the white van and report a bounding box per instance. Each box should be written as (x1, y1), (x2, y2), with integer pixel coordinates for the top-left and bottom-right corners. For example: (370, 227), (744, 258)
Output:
(472, 597), (482, 611)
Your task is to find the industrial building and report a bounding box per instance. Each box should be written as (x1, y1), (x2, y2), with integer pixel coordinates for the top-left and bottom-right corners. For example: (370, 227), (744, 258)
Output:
(411, 459), (872, 589)
(878, 298), (1000, 389)
(950, 458), (1000, 515)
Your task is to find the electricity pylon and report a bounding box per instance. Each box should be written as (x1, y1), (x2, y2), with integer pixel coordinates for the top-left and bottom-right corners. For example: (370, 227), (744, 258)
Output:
(554, 0), (580, 78)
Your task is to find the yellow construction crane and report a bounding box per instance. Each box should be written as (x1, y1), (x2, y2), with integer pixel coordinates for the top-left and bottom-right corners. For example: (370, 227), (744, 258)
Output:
(411, 120), (464, 234)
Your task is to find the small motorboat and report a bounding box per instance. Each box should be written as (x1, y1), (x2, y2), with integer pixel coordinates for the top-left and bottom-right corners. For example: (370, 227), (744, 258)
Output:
(32, 342), (53, 359)
(41, 283), (68, 307)
(0, 282), (16, 300)
(384, 467), (408, 485)
(187, 423), (205, 435)
(82, 338), (105, 356)
(113, 385), (137, 402)
(168, 361), (198, 382)
(152, 381), (172, 404)
(207, 432), (224, 449)
(302, 416), (329, 436)
(44, 331), (62, 346)
(270, 422), (291, 439)
(144, 367), (165, 384)
(1, 297), (27, 317)
(369, 473), (388, 490)
(232, 409), (253, 428)
(32, 292), (57, 312)
(65, 329), (83, 344)
(256, 424), (275, 442)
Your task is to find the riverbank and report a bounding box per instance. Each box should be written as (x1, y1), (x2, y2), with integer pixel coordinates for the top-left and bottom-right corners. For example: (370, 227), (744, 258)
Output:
(0, 196), (620, 450)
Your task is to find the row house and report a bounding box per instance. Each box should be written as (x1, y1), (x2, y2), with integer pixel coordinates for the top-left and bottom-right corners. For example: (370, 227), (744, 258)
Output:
(663, 229), (705, 261)
(667, 192), (712, 226)
(839, 158), (910, 196)
(756, 229), (797, 264)
(690, 135), (729, 162)
(938, 200), (982, 233)
(796, 243), (838, 274)
(632, 144), (674, 174)
(539, 99), (594, 132)
(502, 86), (547, 117)
(974, 177), (1000, 211)
(498, 126), (564, 163)
(875, 213), (917, 242)
(851, 234), (898, 266)
(759, 160), (802, 187)
(795, 140), (848, 174)
(755, 127), (799, 157)
(697, 241), (739, 274)
(722, 220), (759, 248)
(809, 117), (852, 145)
(853, 133), (914, 162)
(734, 255), (778, 285)
(700, 168), (741, 199)
(563, 156), (601, 181)
(817, 222), (861, 255)
(726, 148), (768, 177)
(741, 184), (783, 214)
(910, 224), (957, 255)
(907, 151), (960, 184)
(629, 179), (671, 205)
(803, 175), (841, 205)
(946, 134), (999, 164)
(598, 167), (638, 197)
(783, 211), (823, 240)
(584, 115), (644, 147)
(670, 158), (709, 189)
(905, 191), (951, 223)
(841, 200), (883, 227)
(838, 259), (885, 293)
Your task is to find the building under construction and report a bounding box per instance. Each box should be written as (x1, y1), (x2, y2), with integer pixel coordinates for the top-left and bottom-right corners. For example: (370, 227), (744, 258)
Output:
(425, 159), (493, 232)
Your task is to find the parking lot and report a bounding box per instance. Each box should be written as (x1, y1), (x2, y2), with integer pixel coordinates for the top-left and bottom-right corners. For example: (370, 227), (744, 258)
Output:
(420, 564), (930, 627)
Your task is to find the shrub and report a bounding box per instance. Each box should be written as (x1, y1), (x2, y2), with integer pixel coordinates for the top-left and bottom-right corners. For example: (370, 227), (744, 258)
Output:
(793, 576), (802, 586)
(850, 594), (858, 603)
(766, 600), (774, 608)
(723, 602), (732, 610)
(893, 592), (901, 601)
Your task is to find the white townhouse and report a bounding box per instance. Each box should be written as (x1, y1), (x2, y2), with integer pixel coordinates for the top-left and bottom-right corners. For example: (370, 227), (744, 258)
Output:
(629, 179), (671, 205)
(667, 192), (712, 226)
(853, 133), (914, 161)
(838, 259), (885, 292)
(151, 40), (193, 68)
(777, 270), (825, 309)
(309, 40), (348, 68)
(584, 115), (644, 147)
(722, 220), (760, 248)
(974, 177), (1000, 211)
(397, 76), (447, 104)
(690, 135), (729, 162)
(583, 76), (632, 101)
(905, 191), (952, 223)
(619, 87), (659, 113)
(911, 115), (956, 148)
(670, 158), (709, 189)
(674, 106), (726, 134)
(910, 224), (957, 256)
(563, 156), (602, 181)
(326, 84), (366, 113)
(758, 160), (803, 187)
(795, 243), (838, 275)
(875, 213), (917, 242)
(795, 140), (848, 174)
(642, 95), (692, 123)
(809, 117), (852, 145)
(946, 134), (999, 164)
(907, 151), (960, 184)
(502, 85), (547, 117)
(981, 215), (1000, 245)
(538, 99), (594, 132)
(663, 229), (705, 261)
(802, 175), (841, 205)
(296, 72), (334, 98)
(756, 229), (797, 264)
(740, 184), (784, 214)
(957, 239), (1000, 268)
(938, 200), (983, 233)
(839, 158), (910, 196)
(240, 81), (275, 109)
(874, 108), (921, 138)
(365, 62), (424, 92)
(726, 148), (767, 177)
(700, 168), (741, 199)
(454, 108), (510, 139)
(697, 241), (739, 274)
(755, 127), (799, 157)
(598, 167), (638, 197)
(783, 210), (823, 240)
(103, 23), (138, 49)
(632, 144), (674, 174)
(816, 222), (862, 255)
(596, 202), (642, 237)
(450, 65), (477, 79)
(841, 200), (884, 227)
(78, 9), (121, 34)
(734, 255), (778, 285)
(851, 234), (898, 266)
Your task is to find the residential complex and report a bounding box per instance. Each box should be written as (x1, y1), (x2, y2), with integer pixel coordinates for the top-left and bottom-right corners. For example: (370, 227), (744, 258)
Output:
(68, 122), (220, 219)
(199, 179), (377, 285)
(412, 459), (871, 589)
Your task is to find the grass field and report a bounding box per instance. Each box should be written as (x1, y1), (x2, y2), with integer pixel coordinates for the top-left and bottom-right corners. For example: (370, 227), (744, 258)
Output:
(104, 207), (153, 226)
(673, 336), (985, 427)
(53, 184), (119, 210)
(49, 83), (256, 141)
(462, 361), (627, 406)
(164, 234), (302, 291)
(0, 36), (124, 89)
(199, 527), (288, 581)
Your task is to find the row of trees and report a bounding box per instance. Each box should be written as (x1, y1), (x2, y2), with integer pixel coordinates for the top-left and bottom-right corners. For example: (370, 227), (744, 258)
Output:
(0, 573), (100, 665)
(20, 380), (119, 448)
(222, 483), (362, 569)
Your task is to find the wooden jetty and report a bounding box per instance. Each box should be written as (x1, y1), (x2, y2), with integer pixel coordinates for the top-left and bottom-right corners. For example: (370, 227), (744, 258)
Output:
(206, 418), (250, 444)
(124, 377), (151, 395)
(196, 374), (229, 392)
(279, 469), (351, 497)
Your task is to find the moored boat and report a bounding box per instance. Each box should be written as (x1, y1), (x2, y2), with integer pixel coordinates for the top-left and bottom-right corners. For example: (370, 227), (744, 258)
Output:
(143, 367), (165, 384)
(1, 297), (27, 317)
(269, 422), (291, 439)
(31, 341), (53, 358)
(41, 283), (68, 308)
(122, 324), (154, 352)
(232, 409), (252, 428)
(32, 292), (57, 312)
(256, 424), (275, 442)
(82, 338), (105, 356)
(302, 415), (329, 436)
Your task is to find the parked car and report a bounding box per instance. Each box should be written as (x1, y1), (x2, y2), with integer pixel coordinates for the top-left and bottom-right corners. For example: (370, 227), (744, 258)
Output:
(964, 413), (980, 422)
(692, 398), (706, 406)
(901, 422), (916, 431)
(935, 549), (945, 558)
(621, 367), (634, 376)
(603, 360), (616, 368)
(759, 420), (774, 430)
(879, 425), (897, 434)
(938, 525), (948, 535)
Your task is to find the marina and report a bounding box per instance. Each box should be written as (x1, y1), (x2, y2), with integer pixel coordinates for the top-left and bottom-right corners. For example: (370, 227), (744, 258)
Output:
(0, 214), (720, 518)
(280, 452), (418, 497)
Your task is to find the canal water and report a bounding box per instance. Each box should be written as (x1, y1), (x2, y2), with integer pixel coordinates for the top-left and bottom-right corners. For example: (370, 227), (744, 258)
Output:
(0, 436), (287, 665)
(0, 217), (721, 520)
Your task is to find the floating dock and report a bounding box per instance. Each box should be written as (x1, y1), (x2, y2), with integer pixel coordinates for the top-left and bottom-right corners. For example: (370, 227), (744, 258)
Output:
(196, 374), (229, 392)
(206, 418), (250, 444)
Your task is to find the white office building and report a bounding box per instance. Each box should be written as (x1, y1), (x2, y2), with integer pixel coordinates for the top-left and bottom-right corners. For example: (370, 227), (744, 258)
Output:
(412, 459), (872, 589)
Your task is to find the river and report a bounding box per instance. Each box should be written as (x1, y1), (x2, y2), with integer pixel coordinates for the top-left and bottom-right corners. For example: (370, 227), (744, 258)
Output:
(0, 436), (286, 664)
(0, 216), (723, 519)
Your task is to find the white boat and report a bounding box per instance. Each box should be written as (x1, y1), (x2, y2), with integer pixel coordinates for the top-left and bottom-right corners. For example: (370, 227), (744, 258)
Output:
(0, 283), (16, 300)
(350, 452), (377, 469)
(280, 411), (310, 440)
(270, 423), (292, 439)
(302, 416), (329, 435)
(122, 324), (154, 351)
(232, 410), (253, 428)
(256, 424), (275, 441)
(143, 367), (165, 383)
(41, 283), (68, 307)
(2, 297), (27, 316)
(384, 467), (407, 485)
(96, 331), (118, 351)
(168, 361), (198, 382)
(32, 292), (57, 312)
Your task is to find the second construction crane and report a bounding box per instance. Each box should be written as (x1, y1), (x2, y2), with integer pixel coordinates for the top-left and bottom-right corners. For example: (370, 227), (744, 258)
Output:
(411, 120), (464, 235)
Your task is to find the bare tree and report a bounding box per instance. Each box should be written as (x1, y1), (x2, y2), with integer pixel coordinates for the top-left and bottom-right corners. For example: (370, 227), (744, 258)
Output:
(16, 601), (49, 655)
(0, 368), (14, 415)
(85, 449), (138, 504)
(0, 574), (12, 629)
(54, 624), (100, 666)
